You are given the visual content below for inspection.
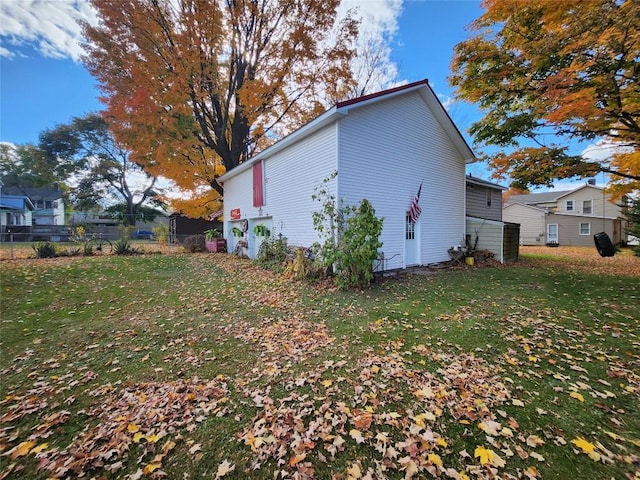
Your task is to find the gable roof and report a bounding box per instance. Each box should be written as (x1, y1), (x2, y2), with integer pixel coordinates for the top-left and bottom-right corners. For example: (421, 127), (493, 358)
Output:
(219, 79), (476, 183)
(506, 184), (605, 206)
(502, 202), (547, 214)
(3, 186), (63, 201)
(507, 191), (570, 205)
(465, 175), (507, 190)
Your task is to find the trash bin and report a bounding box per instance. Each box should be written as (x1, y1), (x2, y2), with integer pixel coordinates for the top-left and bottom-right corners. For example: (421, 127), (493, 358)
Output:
(593, 232), (615, 257)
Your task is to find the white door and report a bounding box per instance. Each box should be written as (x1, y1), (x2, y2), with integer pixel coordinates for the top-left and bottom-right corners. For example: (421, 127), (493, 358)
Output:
(405, 214), (419, 266)
(250, 218), (272, 258)
(547, 224), (559, 244)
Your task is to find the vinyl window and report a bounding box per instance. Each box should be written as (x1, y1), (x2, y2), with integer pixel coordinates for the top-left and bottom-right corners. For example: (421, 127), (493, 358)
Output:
(405, 214), (415, 240)
(579, 223), (590, 235)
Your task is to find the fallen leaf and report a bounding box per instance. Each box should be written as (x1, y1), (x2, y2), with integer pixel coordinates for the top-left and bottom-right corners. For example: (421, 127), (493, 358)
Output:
(349, 429), (365, 444)
(526, 435), (545, 447)
(30, 443), (48, 454)
(571, 437), (601, 461)
(142, 462), (162, 475)
(188, 443), (202, 455)
(10, 441), (35, 459)
(127, 423), (140, 433)
(428, 453), (443, 467)
(474, 445), (493, 465)
(530, 452), (545, 461)
(346, 462), (362, 479)
(215, 459), (235, 478)
(569, 391), (585, 402)
(289, 453), (306, 467)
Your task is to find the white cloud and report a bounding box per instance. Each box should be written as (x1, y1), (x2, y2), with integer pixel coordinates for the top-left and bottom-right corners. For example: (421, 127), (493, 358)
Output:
(581, 139), (632, 163)
(339, 0), (404, 91)
(0, 0), (98, 61)
(0, 0), (403, 77)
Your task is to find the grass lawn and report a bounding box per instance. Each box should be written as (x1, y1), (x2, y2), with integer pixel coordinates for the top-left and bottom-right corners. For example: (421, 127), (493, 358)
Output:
(1, 247), (638, 479)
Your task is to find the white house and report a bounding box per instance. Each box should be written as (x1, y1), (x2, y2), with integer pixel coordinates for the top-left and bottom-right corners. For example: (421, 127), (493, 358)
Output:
(503, 183), (628, 246)
(219, 80), (476, 270)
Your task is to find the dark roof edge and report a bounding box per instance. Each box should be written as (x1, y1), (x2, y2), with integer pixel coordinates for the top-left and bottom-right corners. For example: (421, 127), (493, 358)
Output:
(336, 79), (429, 109)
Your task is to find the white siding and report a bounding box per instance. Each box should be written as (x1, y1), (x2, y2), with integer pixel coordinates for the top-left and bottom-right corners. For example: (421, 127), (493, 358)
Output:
(466, 217), (503, 263)
(337, 91), (466, 269)
(503, 204), (546, 245)
(558, 186), (621, 218)
(224, 124), (338, 253)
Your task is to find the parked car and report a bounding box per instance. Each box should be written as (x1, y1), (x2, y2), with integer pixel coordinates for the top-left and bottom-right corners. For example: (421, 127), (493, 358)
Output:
(134, 230), (154, 240)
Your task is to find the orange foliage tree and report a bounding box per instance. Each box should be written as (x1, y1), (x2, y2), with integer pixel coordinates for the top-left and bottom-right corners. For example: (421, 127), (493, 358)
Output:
(450, 0), (639, 198)
(82, 0), (358, 217)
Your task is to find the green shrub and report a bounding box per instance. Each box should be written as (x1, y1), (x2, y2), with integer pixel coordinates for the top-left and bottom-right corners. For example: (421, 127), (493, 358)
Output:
(83, 242), (94, 256)
(255, 237), (289, 269)
(312, 173), (384, 289)
(332, 199), (383, 290)
(153, 224), (170, 244)
(58, 247), (82, 257)
(112, 239), (140, 255)
(32, 242), (57, 258)
(118, 224), (135, 240)
(183, 235), (205, 253)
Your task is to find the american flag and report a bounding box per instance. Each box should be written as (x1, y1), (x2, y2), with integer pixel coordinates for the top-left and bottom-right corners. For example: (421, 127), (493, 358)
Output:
(408, 181), (423, 224)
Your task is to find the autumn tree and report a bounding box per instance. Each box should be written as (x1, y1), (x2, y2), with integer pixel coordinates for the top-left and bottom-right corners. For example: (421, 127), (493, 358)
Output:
(42, 114), (162, 225)
(82, 0), (359, 218)
(450, 0), (639, 198)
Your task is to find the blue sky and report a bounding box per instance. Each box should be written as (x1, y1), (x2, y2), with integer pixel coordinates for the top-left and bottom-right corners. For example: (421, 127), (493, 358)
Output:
(0, 0), (526, 186)
(0, 2), (483, 137)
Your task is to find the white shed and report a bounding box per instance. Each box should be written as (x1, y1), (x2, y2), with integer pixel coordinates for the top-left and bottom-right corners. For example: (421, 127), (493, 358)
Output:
(219, 80), (476, 270)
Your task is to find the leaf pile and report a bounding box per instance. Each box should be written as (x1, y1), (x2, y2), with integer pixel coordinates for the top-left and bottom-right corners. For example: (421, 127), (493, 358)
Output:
(2, 378), (229, 479)
(239, 348), (517, 479)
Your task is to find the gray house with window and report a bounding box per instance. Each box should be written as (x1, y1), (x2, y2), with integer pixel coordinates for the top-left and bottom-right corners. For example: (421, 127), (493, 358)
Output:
(503, 183), (628, 246)
(465, 175), (520, 263)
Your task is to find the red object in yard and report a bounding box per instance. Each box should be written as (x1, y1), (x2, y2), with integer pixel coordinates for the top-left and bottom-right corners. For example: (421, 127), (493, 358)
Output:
(205, 238), (227, 253)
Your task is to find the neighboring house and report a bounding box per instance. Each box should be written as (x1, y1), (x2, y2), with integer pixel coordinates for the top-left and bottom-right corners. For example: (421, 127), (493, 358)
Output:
(0, 191), (34, 240)
(466, 175), (505, 222)
(465, 175), (520, 263)
(219, 80), (476, 270)
(2, 186), (65, 226)
(503, 183), (628, 246)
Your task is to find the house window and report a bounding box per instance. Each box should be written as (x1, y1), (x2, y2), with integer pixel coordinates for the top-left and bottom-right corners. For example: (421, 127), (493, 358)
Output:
(566, 200), (574, 212)
(405, 214), (415, 240)
(486, 189), (492, 208)
(579, 223), (590, 235)
(253, 161), (264, 207)
(583, 200), (592, 214)
(8, 213), (24, 225)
